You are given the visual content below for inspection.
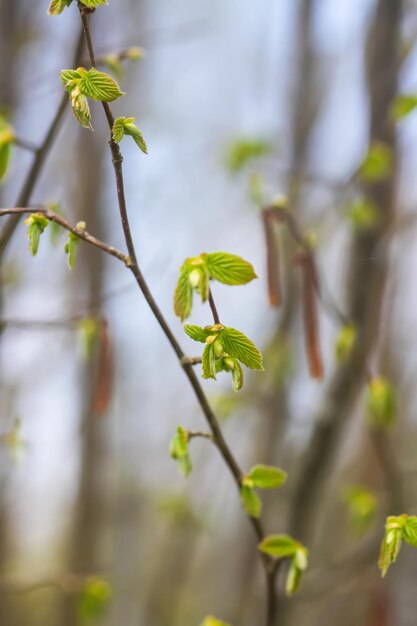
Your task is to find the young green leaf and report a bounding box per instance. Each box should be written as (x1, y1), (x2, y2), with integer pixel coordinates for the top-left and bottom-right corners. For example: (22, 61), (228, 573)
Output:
(112, 116), (148, 153)
(0, 116), (14, 182)
(78, 67), (125, 102)
(231, 359), (244, 391)
(392, 94), (417, 120)
(335, 324), (357, 362)
(245, 464), (287, 490)
(205, 252), (257, 286)
(48, 0), (73, 15)
(79, 0), (108, 8)
(202, 344), (217, 380)
(286, 546), (309, 596)
(221, 327), (263, 371)
(258, 534), (299, 559)
(78, 317), (100, 360)
(24, 214), (49, 256)
(378, 517), (404, 577)
(183, 324), (210, 343)
(71, 89), (93, 130)
(64, 222), (85, 270)
(227, 138), (271, 172)
(402, 515), (417, 548)
(200, 617), (231, 626)
(240, 485), (262, 518)
(174, 267), (193, 321)
(347, 197), (379, 230)
(77, 577), (112, 624)
(342, 485), (377, 535)
(367, 377), (396, 427)
(359, 142), (393, 183)
(169, 427), (192, 477)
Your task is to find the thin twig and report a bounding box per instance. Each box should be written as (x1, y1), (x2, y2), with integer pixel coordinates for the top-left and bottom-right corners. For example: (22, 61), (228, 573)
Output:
(77, 5), (279, 623)
(0, 208), (128, 265)
(208, 288), (221, 325)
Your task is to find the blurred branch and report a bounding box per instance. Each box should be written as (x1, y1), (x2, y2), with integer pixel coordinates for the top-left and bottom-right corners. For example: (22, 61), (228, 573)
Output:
(0, 572), (88, 596)
(0, 26), (85, 258)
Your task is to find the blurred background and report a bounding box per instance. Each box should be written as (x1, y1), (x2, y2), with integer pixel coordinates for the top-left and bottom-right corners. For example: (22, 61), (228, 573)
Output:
(0, 0), (416, 624)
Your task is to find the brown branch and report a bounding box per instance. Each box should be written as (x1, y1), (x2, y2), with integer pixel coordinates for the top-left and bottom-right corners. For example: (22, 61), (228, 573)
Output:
(0, 26), (85, 258)
(77, 5), (279, 623)
(208, 288), (221, 324)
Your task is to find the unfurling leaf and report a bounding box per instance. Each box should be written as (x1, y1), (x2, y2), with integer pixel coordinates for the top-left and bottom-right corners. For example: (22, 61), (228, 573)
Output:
(359, 142), (393, 183)
(24, 213), (49, 256)
(392, 94), (417, 120)
(221, 327), (263, 371)
(0, 115), (14, 182)
(343, 485), (377, 535)
(79, 0), (108, 8)
(64, 221), (85, 269)
(202, 343), (217, 380)
(347, 197), (379, 230)
(206, 252), (257, 286)
(245, 464), (287, 490)
(227, 138), (271, 172)
(200, 616), (232, 626)
(335, 324), (357, 362)
(183, 324), (211, 343)
(367, 377), (396, 427)
(78, 317), (100, 360)
(112, 116), (147, 153)
(259, 535), (309, 595)
(48, 0), (73, 15)
(174, 266), (193, 321)
(169, 426), (192, 477)
(77, 577), (112, 624)
(240, 485), (261, 518)
(231, 359), (244, 391)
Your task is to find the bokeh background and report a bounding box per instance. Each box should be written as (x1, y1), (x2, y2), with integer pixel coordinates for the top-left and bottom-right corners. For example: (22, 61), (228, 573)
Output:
(0, 0), (416, 624)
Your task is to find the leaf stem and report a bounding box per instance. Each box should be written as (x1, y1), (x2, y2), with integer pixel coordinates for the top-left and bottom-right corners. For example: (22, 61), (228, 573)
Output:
(208, 288), (221, 324)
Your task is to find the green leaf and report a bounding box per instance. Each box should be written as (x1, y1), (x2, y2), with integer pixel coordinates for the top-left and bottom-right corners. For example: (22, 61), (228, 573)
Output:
(169, 427), (192, 477)
(347, 197), (379, 230)
(206, 252), (257, 286)
(200, 617), (231, 626)
(78, 317), (100, 360)
(0, 142), (11, 182)
(367, 377), (396, 427)
(79, 0), (108, 8)
(0, 115), (14, 182)
(402, 516), (417, 548)
(183, 324), (210, 343)
(123, 119), (148, 154)
(359, 142), (393, 183)
(112, 117), (125, 143)
(60, 69), (81, 89)
(174, 266), (193, 321)
(258, 534), (299, 559)
(169, 426), (189, 460)
(221, 327), (263, 371)
(335, 324), (357, 362)
(286, 547), (309, 596)
(343, 485), (377, 535)
(392, 94), (417, 120)
(202, 344), (217, 380)
(71, 90), (93, 130)
(78, 67), (125, 102)
(48, 0), (73, 15)
(64, 222), (85, 270)
(77, 577), (112, 625)
(46, 202), (64, 245)
(240, 485), (261, 518)
(24, 214), (49, 256)
(231, 359), (244, 391)
(246, 465), (287, 490)
(103, 54), (124, 80)
(227, 138), (271, 173)
(379, 526), (403, 577)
